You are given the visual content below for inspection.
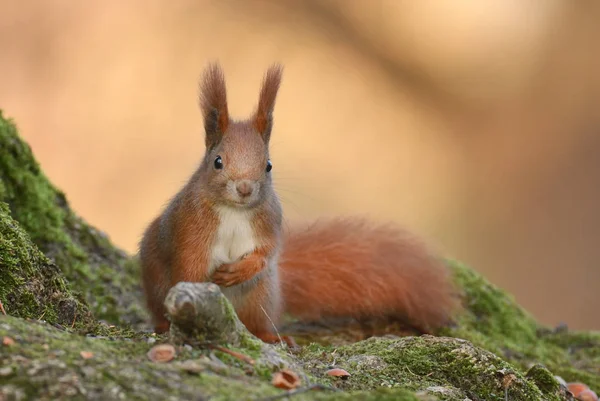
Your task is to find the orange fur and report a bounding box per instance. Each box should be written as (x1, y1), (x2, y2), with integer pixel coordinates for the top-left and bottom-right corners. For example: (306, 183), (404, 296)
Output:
(235, 273), (280, 339)
(139, 63), (284, 335)
(279, 217), (460, 333)
(139, 191), (219, 332)
(140, 62), (460, 344)
(199, 62), (229, 149)
(253, 64), (283, 141)
(212, 248), (268, 287)
(139, 217), (171, 332)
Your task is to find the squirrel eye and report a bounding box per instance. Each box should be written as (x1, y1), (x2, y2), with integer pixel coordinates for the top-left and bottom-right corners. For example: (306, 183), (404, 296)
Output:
(266, 160), (272, 173)
(214, 155), (223, 170)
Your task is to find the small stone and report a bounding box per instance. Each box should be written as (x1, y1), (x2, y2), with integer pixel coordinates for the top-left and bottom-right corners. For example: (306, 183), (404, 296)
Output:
(178, 360), (205, 374)
(11, 355), (28, 364)
(554, 375), (567, 387)
(0, 366), (13, 376)
(81, 366), (97, 377)
(0, 384), (25, 401)
(27, 365), (41, 376)
(147, 344), (176, 363)
(64, 386), (78, 396)
(426, 386), (464, 399)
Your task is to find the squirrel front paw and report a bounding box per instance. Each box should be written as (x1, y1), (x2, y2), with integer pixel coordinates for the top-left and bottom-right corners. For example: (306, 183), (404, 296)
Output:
(212, 255), (266, 287)
(211, 263), (248, 287)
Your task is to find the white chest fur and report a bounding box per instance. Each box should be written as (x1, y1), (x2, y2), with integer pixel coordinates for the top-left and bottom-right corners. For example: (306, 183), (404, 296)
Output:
(209, 206), (257, 274)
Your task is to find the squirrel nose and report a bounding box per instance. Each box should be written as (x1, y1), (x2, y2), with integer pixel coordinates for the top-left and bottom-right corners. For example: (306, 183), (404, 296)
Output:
(235, 180), (254, 198)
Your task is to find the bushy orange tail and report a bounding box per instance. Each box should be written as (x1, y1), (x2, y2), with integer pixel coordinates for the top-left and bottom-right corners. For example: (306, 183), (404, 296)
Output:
(279, 217), (460, 333)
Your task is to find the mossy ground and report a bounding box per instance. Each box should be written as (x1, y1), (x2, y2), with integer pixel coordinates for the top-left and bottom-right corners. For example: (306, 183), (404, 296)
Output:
(0, 315), (277, 401)
(0, 315), (430, 401)
(0, 109), (598, 400)
(298, 335), (563, 401)
(445, 260), (600, 391)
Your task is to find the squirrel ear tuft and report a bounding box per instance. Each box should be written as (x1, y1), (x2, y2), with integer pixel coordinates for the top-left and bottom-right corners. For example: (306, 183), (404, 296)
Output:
(253, 64), (283, 143)
(199, 62), (229, 150)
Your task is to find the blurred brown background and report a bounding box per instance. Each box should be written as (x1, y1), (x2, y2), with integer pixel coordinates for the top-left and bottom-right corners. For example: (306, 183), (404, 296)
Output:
(1, 1), (599, 330)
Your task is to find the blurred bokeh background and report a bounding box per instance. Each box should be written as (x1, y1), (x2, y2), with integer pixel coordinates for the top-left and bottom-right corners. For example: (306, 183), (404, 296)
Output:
(1, 1), (599, 330)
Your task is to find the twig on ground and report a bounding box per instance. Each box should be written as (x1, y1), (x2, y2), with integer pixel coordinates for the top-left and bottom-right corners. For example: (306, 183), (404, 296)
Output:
(209, 344), (255, 365)
(0, 301), (6, 315)
(260, 305), (284, 347)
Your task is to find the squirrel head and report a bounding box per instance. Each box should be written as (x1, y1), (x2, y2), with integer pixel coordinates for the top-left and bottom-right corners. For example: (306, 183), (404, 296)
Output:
(197, 62), (283, 209)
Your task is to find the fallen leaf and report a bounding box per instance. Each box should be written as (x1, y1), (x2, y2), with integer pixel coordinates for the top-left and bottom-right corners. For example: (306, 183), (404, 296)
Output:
(272, 369), (301, 390)
(80, 351), (94, 359)
(326, 368), (351, 379)
(2, 336), (15, 346)
(577, 389), (598, 401)
(147, 344), (176, 363)
(568, 383), (590, 397)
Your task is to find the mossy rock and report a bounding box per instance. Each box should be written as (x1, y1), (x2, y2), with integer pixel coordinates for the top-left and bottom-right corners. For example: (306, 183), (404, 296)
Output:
(0, 313), (432, 401)
(0, 109), (598, 400)
(299, 335), (568, 400)
(446, 260), (599, 391)
(0, 110), (147, 328)
(0, 305), (587, 400)
(0, 202), (93, 329)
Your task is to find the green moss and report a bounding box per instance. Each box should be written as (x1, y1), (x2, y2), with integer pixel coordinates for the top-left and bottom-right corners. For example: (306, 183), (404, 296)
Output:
(0, 202), (93, 329)
(444, 260), (538, 350)
(298, 335), (561, 401)
(315, 388), (423, 401)
(525, 364), (562, 397)
(0, 110), (146, 328)
(0, 315), (273, 400)
(1, 315), (423, 401)
(443, 260), (600, 391)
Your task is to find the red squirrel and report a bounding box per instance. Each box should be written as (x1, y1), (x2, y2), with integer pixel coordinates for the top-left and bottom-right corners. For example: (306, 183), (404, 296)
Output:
(139, 62), (460, 346)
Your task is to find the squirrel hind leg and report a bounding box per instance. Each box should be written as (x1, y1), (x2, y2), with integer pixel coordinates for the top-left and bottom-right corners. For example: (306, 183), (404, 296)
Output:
(235, 274), (292, 346)
(154, 319), (170, 334)
(141, 266), (171, 334)
(145, 293), (170, 334)
(140, 217), (173, 334)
